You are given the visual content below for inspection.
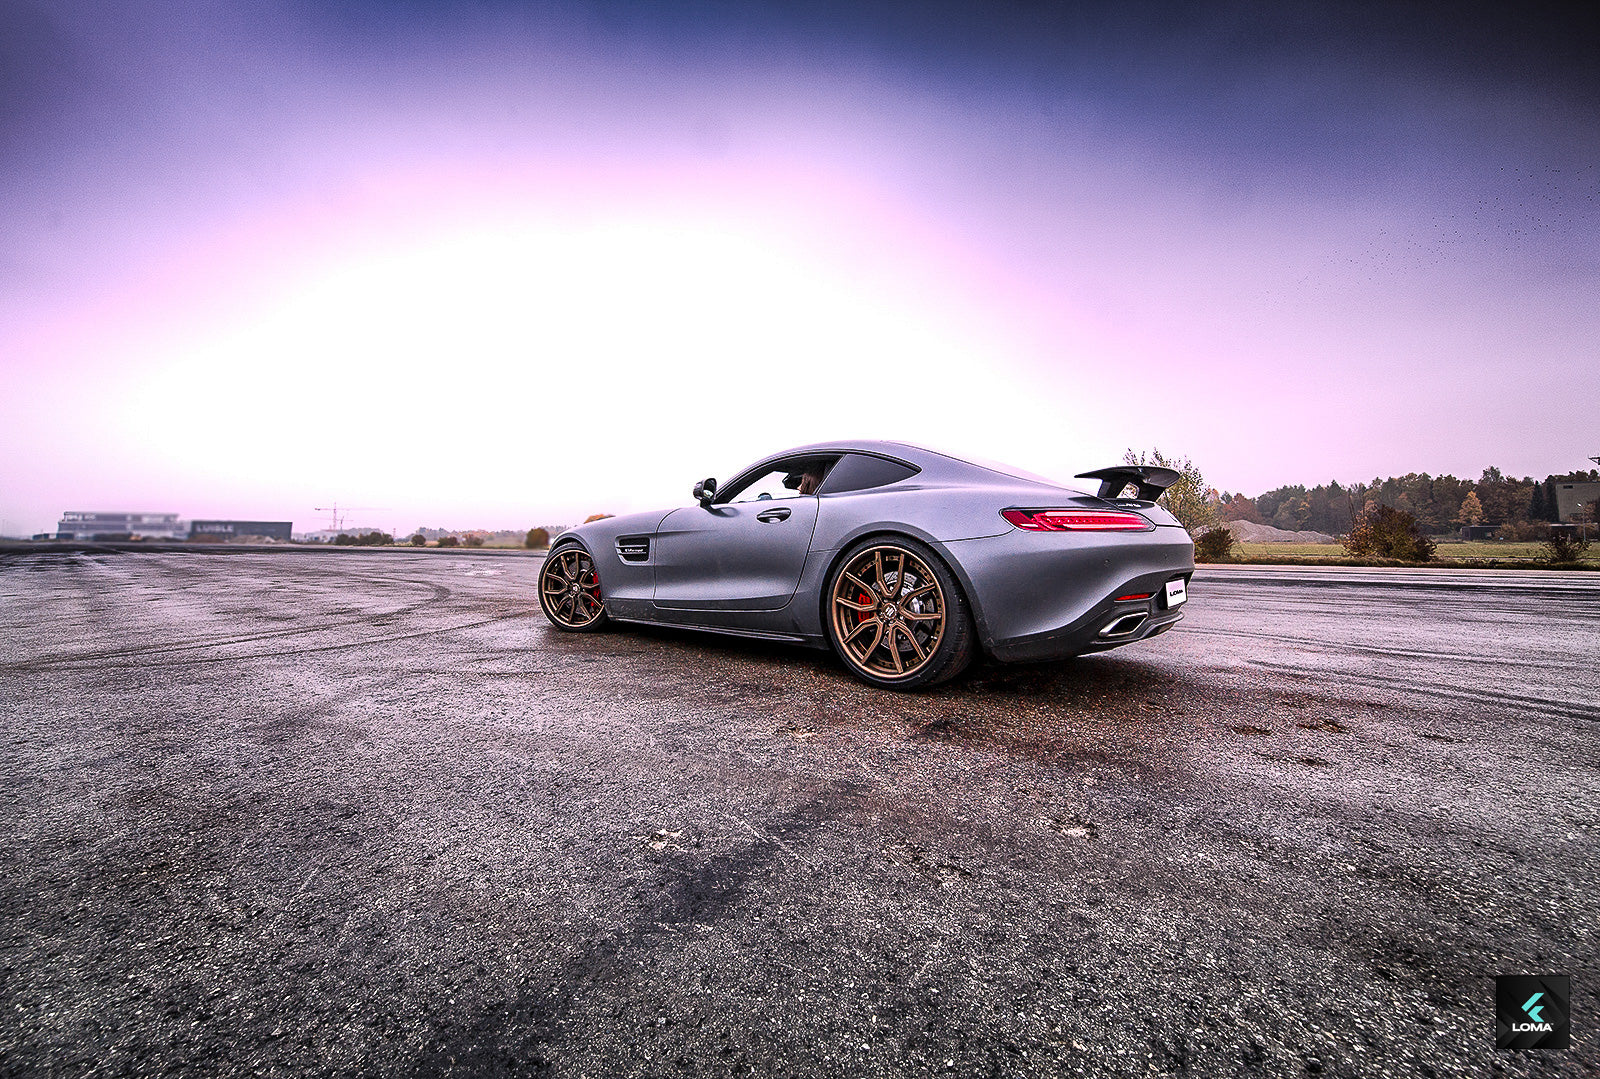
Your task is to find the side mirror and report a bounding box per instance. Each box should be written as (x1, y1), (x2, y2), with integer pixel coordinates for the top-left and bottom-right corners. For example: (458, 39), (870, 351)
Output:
(692, 477), (718, 506)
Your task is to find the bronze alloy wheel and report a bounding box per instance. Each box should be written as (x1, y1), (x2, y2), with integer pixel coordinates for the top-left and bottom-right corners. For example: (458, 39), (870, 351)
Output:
(540, 546), (606, 629)
(829, 543), (948, 680)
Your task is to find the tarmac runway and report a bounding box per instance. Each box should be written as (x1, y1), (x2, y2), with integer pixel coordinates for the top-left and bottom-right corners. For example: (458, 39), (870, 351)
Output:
(1, 549), (1594, 1076)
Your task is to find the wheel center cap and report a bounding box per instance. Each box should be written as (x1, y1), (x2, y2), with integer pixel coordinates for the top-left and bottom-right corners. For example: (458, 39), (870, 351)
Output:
(882, 602), (897, 620)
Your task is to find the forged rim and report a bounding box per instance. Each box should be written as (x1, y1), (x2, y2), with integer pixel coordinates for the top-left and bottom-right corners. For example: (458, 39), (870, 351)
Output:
(541, 548), (603, 627)
(830, 545), (946, 679)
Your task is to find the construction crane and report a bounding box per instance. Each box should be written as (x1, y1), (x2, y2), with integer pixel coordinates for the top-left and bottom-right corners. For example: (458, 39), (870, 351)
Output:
(313, 503), (387, 532)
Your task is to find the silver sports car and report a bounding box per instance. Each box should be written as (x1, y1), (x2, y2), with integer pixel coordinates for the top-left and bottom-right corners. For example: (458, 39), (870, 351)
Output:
(539, 441), (1194, 689)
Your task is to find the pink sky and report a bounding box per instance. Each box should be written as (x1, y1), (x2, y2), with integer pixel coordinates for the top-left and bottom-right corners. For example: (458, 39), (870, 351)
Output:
(2, 1), (1595, 535)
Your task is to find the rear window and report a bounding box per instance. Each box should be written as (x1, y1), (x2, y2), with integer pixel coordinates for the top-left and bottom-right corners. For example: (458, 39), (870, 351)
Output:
(817, 454), (919, 495)
(893, 441), (1070, 489)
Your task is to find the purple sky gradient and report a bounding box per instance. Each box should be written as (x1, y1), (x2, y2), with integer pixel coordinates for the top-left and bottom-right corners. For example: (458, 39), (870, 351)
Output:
(2, 0), (1596, 535)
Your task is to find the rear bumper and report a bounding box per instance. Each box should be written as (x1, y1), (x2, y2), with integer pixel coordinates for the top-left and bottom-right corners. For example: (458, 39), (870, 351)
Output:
(940, 527), (1193, 661)
(985, 567), (1191, 663)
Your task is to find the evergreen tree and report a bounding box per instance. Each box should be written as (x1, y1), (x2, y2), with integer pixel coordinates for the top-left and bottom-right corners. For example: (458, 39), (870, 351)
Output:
(1530, 484), (1546, 522)
(1544, 478), (1559, 521)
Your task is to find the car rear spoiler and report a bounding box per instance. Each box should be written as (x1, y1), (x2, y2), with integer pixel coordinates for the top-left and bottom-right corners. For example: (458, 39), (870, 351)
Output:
(1075, 466), (1182, 501)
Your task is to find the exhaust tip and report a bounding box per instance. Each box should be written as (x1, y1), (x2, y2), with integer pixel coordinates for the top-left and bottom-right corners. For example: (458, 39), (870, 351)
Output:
(1098, 612), (1147, 638)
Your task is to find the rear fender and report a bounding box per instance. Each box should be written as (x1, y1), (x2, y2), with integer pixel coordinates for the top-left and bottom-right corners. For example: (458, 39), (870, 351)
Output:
(801, 527), (993, 649)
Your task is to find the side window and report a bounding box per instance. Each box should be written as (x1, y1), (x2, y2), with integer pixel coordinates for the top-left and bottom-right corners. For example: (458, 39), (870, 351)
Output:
(721, 457), (840, 503)
(815, 453), (919, 495)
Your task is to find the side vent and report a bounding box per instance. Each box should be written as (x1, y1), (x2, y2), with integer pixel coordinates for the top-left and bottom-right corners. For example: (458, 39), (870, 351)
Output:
(615, 536), (650, 563)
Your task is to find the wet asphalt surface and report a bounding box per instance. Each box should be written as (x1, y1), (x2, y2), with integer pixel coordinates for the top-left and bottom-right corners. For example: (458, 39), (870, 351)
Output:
(1, 549), (1595, 1077)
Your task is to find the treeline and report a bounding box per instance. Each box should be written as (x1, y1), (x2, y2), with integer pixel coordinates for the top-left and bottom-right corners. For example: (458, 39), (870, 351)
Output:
(333, 531), (393, 546)
(1220, 469), (1600, 537)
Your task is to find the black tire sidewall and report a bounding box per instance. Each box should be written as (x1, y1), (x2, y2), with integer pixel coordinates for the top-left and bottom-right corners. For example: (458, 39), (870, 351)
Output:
(539, 543), (609, 632)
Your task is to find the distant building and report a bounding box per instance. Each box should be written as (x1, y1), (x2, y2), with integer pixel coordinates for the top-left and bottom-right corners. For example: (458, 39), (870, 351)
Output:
(56, 511), (184, 540)
(189, 520), (293, 543)
(1554, 482), (1600, 523)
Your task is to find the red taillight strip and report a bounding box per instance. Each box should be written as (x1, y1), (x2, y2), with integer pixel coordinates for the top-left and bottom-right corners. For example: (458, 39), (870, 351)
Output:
(1114, 593), (1153, 601)
(1002, 508), (1153, 532)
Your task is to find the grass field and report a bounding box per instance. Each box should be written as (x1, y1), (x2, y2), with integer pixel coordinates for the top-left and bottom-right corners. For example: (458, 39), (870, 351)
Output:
(1436, 540), (1599, 561)
(1223, 540), (1599, 568)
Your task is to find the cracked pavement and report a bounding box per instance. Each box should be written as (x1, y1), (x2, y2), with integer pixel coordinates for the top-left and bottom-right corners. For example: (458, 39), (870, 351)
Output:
(1, 549), (1595, 1076)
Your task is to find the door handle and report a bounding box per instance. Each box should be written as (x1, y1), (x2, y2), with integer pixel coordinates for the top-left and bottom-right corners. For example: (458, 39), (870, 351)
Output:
(756, 507), (792, 522)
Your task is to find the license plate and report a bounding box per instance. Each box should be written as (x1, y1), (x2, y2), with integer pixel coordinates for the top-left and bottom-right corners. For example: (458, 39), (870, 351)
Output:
(1164, 578), (1187, 607)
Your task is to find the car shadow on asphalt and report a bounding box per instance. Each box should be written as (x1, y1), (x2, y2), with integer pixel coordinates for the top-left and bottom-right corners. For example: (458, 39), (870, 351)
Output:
(561, 621), (1236, 770)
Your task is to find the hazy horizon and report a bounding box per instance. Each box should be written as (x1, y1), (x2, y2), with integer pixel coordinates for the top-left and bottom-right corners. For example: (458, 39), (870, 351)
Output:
(14, 450), (1599, 541)
(4, 1), (1597, 537)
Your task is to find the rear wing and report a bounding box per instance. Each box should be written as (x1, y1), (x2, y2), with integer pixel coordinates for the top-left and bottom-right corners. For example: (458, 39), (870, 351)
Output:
(1075, 466), (1182, 501)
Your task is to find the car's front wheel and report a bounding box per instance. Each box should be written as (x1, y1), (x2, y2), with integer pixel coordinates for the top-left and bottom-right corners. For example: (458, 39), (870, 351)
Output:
(825, 536), (973, 689)
(539, 544), (609, 631)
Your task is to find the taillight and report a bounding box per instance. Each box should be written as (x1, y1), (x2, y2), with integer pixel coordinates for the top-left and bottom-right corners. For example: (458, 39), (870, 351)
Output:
(1002, 508), (1153, 532)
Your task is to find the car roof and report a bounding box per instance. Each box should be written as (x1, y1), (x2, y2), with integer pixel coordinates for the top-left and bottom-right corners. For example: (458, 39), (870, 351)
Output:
(749, 440), (1080, 491)
(760, 439), (922, 461)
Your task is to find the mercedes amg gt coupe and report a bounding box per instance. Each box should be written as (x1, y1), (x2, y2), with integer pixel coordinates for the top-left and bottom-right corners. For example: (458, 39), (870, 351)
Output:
(538, 441), (1194, 689)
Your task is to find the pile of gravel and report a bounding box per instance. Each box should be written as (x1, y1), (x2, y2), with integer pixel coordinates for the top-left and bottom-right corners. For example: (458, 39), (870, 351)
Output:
(1218, 520), (1339, 544)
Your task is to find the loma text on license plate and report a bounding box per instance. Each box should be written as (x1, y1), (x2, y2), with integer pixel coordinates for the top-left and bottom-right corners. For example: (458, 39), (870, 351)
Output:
(1165, 578), (1187, 606)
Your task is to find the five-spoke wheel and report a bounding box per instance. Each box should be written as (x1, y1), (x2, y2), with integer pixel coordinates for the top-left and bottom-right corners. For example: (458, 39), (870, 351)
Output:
(539, 545), (608, 631)
(826, 537), (973, 688)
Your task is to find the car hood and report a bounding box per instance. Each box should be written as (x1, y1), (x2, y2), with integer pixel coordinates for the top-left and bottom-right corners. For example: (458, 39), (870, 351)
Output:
(559, 508), (677, 546)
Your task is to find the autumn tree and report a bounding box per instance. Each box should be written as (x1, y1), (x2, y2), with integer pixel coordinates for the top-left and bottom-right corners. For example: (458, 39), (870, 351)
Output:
(1272, 496), (1312, 531)
(1344, 505), (1436, 561)
(1194, 527), (1236, 562)
(1122, 448), (1217, 532)
(524, 527), (550, 549)
(1475, 466), (1526, 522)
(1217, 492), (1266, 525)
(1456, 491), (1485, 526)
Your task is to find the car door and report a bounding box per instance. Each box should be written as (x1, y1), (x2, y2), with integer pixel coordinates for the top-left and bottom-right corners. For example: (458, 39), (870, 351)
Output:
(651, 496), (819, 611)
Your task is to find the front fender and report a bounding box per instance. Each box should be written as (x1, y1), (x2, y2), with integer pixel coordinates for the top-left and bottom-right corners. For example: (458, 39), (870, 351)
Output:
(556, 508), (677, 607)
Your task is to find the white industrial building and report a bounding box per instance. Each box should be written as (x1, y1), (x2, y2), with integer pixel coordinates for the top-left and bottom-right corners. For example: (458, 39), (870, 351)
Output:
(55, 512), (186, 540)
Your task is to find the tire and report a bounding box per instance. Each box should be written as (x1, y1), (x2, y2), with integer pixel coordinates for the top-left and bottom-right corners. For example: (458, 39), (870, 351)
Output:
(824, 535), (974, 690)
(538, 544), (609, 632)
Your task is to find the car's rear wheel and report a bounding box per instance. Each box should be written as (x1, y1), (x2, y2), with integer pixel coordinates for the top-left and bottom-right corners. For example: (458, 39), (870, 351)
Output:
(539, 544), (609, 631)
(826, 536), (973, 689)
